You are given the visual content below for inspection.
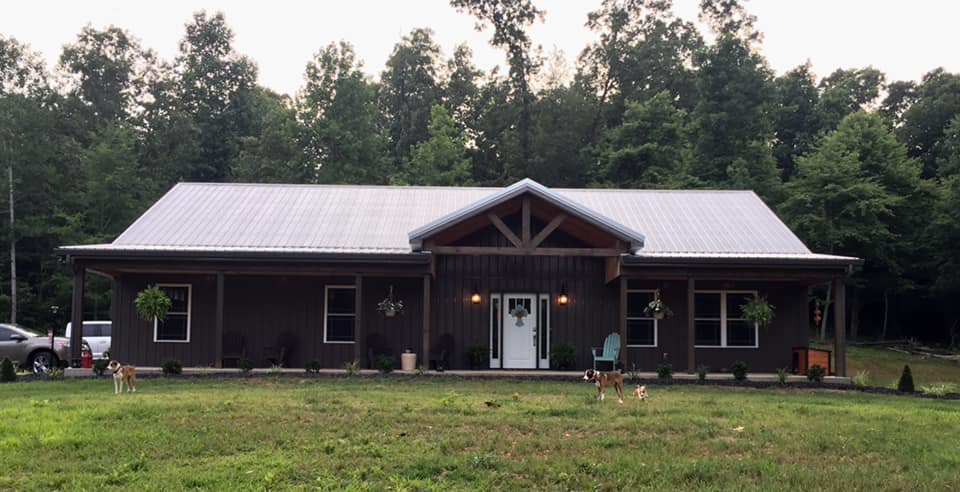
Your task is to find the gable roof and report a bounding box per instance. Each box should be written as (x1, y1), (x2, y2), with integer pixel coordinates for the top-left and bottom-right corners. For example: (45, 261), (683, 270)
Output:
(60, 180), (859, 266)
(407, 178), (646, 252)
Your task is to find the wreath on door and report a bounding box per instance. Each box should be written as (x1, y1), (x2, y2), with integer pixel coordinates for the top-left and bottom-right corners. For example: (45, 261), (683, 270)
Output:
(510, 305), (529, 327)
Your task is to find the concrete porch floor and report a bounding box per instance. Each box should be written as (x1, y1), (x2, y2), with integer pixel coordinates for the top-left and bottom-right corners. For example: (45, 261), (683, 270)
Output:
(62, 367), (850, 384)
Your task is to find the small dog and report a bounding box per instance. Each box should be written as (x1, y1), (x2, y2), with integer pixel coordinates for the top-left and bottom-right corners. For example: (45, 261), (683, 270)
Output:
(107, 360), (137, 394)
(583, 368), (624, 403)
(633, 385), (648, 401)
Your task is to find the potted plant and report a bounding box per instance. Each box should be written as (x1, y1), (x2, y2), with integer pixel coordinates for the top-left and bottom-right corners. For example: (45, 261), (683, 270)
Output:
(740, 295), (775, 327)
(377, 285), (404, 318)
(644, 289), (672, 320)
(135, 285), (172, 322)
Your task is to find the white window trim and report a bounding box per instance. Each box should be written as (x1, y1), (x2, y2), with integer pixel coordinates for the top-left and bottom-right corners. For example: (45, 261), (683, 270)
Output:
(323, 285), (356, 344)
(153, 284), (192, 343)
(537, 293), (550, 368)
(626, 289), (658, 348)
(694, 290), (759, 349)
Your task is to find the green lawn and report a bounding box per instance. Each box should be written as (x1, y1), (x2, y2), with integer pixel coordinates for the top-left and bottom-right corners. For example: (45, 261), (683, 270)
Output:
(1, 377), (957, 491)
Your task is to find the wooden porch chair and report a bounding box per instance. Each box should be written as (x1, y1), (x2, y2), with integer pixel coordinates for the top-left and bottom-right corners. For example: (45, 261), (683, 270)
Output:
(591, 333), (620, 371)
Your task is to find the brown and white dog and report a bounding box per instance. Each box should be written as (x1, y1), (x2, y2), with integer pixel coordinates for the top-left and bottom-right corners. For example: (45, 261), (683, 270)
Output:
(107, 360), (137, 394)
(633, 385), (648, 401)
(583, 369), (624, 403)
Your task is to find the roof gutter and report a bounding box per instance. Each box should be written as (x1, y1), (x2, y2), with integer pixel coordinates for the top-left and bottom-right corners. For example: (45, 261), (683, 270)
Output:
(58, 247), (432, 265)
(621, 255), (864, 269)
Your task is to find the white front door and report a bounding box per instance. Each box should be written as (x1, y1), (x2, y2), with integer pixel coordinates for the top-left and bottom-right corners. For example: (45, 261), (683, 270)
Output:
(502, 294), (537, 369)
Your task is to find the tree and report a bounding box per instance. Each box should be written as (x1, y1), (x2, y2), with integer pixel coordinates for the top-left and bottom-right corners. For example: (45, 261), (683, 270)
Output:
(691, 35), (781, 200)
(233, 88), (306, 183)
(879, 80), (916, 126)
(596, 91), (697, 188)
(298, 42), (389, 184)
(698, 0), (761, 44)
(773, 63), (822, 180)
(443, 44), (482, 134)
(397, 105), (472, 186)
(58, 26), (157, 123)
(580, 0), (702, 129)
(782, 112), (924, 339)
(0, 36), (48, 97)
(381, 29), (444, 169)
(175, 11), (258, 181)
(897, 68), (960, 178)
(527, 79), (596, 186)
(817, 67), (885, 131)
(450, 0), (544, 176)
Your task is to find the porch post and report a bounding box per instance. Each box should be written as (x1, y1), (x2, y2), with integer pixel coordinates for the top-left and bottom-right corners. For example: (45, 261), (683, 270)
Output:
(619, 276), (627, 369)
(354, 275), (364, 364)
(833, 277), (847, 377)
(422, 274), (431, 370)
(687, 278), (696, 374)
(214, 272), (224, 368)
(69, 264), (85, 367)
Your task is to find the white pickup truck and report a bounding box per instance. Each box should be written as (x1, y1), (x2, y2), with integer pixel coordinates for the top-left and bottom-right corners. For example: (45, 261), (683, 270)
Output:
(65, 321), (112, 360)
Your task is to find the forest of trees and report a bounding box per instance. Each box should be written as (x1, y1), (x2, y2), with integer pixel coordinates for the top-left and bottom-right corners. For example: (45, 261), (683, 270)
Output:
(0, 0), (958, 345)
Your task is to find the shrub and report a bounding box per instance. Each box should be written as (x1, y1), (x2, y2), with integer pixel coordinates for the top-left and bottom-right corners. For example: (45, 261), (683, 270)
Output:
(806, 364), (825, 382)
(270, 365), (284, 376)
(696, 364), (709, 382)
(467, 345), (487, 369)
(92, 359), (109, 377)
(161, 358), (183, 376)
(376, 355), (395, 374)
(1, 357), (16, 382)
(852, 370), (870, 387)
(47, 367), (63, 380)
(238, 358), (254, 374)
(730, 361), (748, 381)
(305, 359), (322, 374)
(656, 363), (673, 379)
(740, 295), (776, 327)
(897, 365), (915, 392)
(776, 367), (789, 385)
(343, 359), (360, 375)
(135, 286), (172, 322)
(919, 384), (948, 398)
(549, 344), (576, 370)
(415, 364), (427, 376)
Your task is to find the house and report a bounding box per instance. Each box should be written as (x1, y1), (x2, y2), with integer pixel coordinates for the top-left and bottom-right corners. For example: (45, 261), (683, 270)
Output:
(59, 179), (860, 374)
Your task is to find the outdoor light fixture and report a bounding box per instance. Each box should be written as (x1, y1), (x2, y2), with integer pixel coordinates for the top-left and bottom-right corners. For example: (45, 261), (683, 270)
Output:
(557, 282), (569, 306)
(471, 283), (482, 304)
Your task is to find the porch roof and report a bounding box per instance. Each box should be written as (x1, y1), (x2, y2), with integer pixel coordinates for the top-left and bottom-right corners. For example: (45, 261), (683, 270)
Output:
(59, 179), (859, 266)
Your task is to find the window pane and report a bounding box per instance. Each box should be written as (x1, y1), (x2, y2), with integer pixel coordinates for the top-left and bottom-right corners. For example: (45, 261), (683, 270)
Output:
(491, 298), (499, 359)
(0, 327), (15, 339)
(161, 287), (189, 313)
(326, 317), (355, 342)
(695, 293), (721, 319)
(626, 292), (652, 318)
(327, 288), (356, 315)
(627, 319), (655, 346)
(727, 320), (756, 346)
(157, 315), (188, 341)
(101, 324), (112, 336)
(727, 292), (754, 319)
(695, 319), (721, 346)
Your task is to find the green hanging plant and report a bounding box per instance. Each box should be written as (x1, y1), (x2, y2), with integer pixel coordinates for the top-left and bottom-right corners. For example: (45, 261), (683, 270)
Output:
(135, 286), (172, 322)
(740, 295), (775, 327)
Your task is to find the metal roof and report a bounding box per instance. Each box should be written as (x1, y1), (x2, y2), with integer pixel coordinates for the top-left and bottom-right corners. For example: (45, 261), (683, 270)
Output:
(408, 178), (646, 252)
(60, 180), (859, 265)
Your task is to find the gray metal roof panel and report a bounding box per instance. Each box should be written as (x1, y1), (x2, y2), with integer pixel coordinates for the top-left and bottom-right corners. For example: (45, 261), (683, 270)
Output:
(77, 181), (845, 261)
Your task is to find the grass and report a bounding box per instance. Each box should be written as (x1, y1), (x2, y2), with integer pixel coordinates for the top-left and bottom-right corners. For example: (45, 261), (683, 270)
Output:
(816, 343), (960, 393)
(1, 377), (958, 491)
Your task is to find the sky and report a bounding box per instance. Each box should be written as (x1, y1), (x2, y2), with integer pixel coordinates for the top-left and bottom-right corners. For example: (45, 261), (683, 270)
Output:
(2, 0), (958, 97)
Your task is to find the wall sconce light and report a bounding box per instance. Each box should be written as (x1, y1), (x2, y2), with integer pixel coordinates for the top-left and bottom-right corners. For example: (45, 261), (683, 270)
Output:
(557, 282), (569, 306)
(471, 283), (482, 304)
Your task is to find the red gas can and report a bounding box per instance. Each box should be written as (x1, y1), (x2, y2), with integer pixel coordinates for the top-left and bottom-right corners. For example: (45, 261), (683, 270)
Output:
(81, 350), (93, 369)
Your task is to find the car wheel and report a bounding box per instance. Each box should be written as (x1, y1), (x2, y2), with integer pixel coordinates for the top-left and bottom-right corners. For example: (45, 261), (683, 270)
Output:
(30, 350), (57, 375)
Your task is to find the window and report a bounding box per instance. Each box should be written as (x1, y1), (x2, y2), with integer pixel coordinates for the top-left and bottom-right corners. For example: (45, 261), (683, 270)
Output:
(626, 290), (657, 347)
(324, 286), (356, 343)
(154, 284), (191, 343)
(694, 290), (758, 348)
(0, 326), (16, 340)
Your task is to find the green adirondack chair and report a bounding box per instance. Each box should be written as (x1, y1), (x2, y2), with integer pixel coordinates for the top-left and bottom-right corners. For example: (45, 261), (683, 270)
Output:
(591, 333), (620, 371)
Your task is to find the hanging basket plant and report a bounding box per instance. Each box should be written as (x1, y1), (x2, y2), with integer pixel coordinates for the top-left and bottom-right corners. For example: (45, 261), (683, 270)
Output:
(510, 305), (529, 326)
(135, 285), (172, 322)
(644, 289), (673, 320)
(377, 285), (404, 317)
(741, 295), (776, 327)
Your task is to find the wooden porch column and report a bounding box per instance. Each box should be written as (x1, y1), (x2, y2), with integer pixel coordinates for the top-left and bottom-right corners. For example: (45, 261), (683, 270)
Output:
(69, 264), (85, 366)
(687, 278), (696, 374)
(214, 272), (224, 368)
(354, 275), (364, 364)
(422, 274), (431, 370)
(619, 276), (627, 369)
(834, 277), (847, 377)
